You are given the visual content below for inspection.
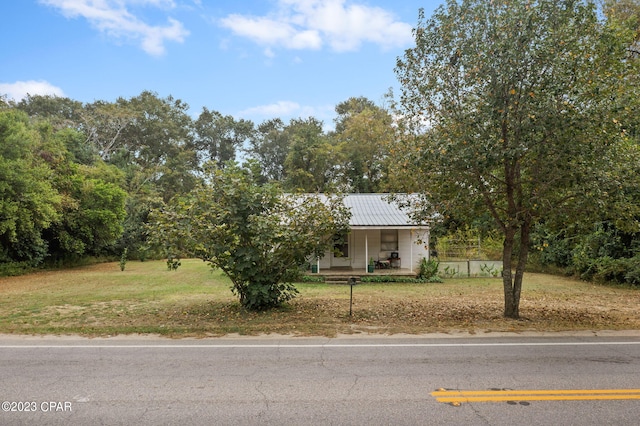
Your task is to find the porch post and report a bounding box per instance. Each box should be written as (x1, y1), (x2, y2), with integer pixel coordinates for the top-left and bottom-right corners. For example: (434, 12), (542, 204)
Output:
(426, 228), (430, 261)
(365, 232), (369, 273)
(410, 229), (414, 273)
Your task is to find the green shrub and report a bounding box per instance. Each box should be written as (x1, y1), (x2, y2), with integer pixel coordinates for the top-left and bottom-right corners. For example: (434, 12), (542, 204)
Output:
(623, 256), (640, 285)
(479, 263), (502, 277)
(360, 275), (442, 284)
(571, 251), (640, 285)
(119, 248), (128, 271)
(149, 163), (350, 311)
(0, 261), (35, 277)
(418, 257), (441, 281)
(166, 256), (181, 271)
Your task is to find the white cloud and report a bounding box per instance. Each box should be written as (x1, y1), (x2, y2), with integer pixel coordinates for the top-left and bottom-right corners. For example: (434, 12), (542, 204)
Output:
(239, 101), (303, 118)
(0, 80), (65, 101)
(220, 0), (412, 53)
(238, 101), (336, 131)
(39, 0), (189, 56)
(219, 14), (322, 51)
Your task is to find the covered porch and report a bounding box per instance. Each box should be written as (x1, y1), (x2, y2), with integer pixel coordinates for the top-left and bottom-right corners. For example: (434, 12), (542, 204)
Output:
(313, 227), (430, 274)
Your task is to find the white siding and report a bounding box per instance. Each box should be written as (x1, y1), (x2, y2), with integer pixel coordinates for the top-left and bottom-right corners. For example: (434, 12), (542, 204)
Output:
(351, 230), (381, 269)
(398, 229), (429, 271)
(319, 250), (331, 270)
(410, 228), (430, 271)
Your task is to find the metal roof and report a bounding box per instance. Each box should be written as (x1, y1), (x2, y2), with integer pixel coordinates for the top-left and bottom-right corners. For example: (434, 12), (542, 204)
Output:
(342, 194), (423, 228)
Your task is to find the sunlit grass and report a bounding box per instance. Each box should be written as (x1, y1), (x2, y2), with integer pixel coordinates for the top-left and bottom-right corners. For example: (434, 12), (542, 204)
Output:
(0, 259), (638, 337)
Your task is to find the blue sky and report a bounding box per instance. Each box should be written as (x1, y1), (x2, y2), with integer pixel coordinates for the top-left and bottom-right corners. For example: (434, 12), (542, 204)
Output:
(1, 0), (442, 128)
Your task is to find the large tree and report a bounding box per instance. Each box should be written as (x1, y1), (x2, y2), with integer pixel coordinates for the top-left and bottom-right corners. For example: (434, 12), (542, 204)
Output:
(193, 108), (254, 167)
(102, 92), (199, 259)
(245, 118), (290, 182)
(0, 109), (127, 266)
(394, 0), (640, 318)
(332, 98), (393, 193)
(333, 96), (378, 133)
(80, 100), (134, 162)
(0, 110), (61, 266)
(150, 162), (350, 310)
(283, 118), (336, 192)
(15, 94), (83, 131)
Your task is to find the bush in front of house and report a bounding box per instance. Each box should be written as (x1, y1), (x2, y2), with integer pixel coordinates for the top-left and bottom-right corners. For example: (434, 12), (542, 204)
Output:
(360, 275), (443, 284)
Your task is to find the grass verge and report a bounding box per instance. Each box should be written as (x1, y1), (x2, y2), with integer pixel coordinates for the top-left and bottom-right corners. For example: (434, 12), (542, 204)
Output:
(1, 259), (638, 337)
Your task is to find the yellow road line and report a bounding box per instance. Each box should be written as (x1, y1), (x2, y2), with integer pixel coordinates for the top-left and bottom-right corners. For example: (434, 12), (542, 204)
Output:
(436, 395), (640, 403)
(432, 389), (640, 403)
(433, 389), (640, 396)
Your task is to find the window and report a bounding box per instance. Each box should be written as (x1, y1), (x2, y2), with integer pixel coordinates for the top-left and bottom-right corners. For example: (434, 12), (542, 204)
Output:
(334, 234), (348, 257)
(334, 241), (348, 257)
(380, 229), (398, 251)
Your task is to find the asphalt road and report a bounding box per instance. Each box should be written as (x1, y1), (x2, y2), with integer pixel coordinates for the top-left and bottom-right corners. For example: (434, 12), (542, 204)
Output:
(1, 333), (639, 425)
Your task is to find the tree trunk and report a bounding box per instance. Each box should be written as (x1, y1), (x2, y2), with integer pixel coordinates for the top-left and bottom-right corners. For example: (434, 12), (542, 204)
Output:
(502, 220), (532, 319)
(502, 228), (518, 318)
(502, 227), (519, 318)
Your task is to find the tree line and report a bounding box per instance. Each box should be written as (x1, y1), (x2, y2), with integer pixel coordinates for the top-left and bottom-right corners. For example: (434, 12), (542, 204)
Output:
(0, 92), (394, 274)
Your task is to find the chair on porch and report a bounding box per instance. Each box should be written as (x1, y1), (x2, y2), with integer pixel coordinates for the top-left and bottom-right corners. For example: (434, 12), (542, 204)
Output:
(375, 252), (391, 269)
(389, 251), (401, 269)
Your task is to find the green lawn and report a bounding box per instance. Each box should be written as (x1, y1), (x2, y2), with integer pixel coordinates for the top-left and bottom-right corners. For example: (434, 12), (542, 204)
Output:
(1, 259), (638, 337)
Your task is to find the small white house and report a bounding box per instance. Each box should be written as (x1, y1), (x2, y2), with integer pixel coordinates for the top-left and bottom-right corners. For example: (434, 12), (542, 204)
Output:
(315, 194), (430, 273)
